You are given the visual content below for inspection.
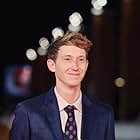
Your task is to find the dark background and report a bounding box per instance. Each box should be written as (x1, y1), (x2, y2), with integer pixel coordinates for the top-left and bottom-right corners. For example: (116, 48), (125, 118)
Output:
(1, 0), (140, 121)
(1, 0), (118, 64)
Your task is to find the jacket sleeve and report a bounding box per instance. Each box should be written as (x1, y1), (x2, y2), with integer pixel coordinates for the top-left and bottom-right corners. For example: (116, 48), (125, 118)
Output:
(9, 103), (30, 140)
(105, 107), (115, 140)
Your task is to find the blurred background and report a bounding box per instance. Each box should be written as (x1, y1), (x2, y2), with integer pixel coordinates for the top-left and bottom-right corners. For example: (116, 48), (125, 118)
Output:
(0, 0), (140, 139)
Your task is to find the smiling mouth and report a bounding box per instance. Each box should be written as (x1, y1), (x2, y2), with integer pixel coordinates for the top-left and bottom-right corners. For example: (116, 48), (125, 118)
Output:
(68, 73), (80, 76)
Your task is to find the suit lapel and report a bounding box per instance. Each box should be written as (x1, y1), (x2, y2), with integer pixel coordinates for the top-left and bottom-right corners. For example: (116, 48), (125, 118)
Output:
(43, 89), (65, 140)
(43, 89), (99, 140)
(81, 95), (90, 140)
(81, 95), (98, 140)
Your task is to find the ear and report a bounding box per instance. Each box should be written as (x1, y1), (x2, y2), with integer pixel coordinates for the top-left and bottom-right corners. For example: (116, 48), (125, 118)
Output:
(47, 59), (55, 72)
(86, 60), (89, 70)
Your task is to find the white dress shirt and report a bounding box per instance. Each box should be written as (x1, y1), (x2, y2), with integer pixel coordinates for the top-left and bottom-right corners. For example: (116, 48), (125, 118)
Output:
(54, 87), (82, 140)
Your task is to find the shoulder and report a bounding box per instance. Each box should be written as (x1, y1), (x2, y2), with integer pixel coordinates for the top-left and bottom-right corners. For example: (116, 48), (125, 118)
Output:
(15, 87), (54, 113)
(92, 100), (114, 115)
(14, 94), (45, 115)
(90, 99), (114, 121)
(83, 94), (114, 115)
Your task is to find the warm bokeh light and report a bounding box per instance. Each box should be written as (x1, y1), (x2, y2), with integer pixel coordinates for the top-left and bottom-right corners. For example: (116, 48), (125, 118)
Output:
(39, 37), (50, 49)
(90, 7), (104, 15)
(91, 0), (107, 15)
(68, 12), (83, 32)
(97, 0), (107, 6)
(52, 27), (64, 39)
(69, 12), (83, 27)
(68, 24), (81, 32)
(26, 48), (37, 61)
(37, 47), (47, 56)
(114, 77), (126, 87)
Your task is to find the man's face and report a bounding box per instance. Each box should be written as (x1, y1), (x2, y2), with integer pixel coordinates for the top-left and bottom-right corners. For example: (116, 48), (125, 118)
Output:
(48, 45), (88, 88)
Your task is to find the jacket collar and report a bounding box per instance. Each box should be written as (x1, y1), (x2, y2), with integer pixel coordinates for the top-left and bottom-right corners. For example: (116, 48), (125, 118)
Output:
(43, 88), (95, 140)
(43, 88), (65, 140)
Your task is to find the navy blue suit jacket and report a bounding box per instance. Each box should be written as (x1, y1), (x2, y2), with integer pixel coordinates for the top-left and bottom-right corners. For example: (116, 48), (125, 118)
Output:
(9, 88), (115, 140)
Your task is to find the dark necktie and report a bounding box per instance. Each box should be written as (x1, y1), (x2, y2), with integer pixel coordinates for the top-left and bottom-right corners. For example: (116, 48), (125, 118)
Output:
(64, 105), (78, 140)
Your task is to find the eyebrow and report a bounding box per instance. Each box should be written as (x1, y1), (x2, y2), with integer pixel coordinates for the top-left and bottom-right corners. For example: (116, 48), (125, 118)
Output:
(63, 55), (86, 58)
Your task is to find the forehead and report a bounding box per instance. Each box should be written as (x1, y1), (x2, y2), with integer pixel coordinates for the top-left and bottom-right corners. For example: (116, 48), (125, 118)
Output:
(58, 45), (86, 56)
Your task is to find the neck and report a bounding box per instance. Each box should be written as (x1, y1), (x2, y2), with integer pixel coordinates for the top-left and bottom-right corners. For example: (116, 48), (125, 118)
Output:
(56, 84), (81, 104)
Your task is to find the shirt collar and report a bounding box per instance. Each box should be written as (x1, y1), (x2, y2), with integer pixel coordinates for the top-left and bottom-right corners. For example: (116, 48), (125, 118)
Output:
(54, 87), (82, 113)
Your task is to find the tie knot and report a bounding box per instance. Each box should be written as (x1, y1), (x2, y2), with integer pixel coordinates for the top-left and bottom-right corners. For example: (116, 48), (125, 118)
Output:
(64, 105), (75, 115)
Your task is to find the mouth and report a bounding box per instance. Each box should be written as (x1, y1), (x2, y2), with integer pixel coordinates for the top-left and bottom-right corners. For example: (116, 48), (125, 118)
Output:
(68, 73), (80, 77)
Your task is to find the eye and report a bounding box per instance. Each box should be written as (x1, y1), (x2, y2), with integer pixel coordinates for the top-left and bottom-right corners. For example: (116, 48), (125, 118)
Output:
(80, 58), (84, 61)
(65, 58), (70, 60)
(64, 57), (71, 62)
(79, 57), (86, 62)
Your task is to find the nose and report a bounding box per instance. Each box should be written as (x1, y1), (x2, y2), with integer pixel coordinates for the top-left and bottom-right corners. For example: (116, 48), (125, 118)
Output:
(71, 60), (79, 70)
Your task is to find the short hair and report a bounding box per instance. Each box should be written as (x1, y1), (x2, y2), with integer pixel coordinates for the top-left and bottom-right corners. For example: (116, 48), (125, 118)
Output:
(47, 31), (93, 61)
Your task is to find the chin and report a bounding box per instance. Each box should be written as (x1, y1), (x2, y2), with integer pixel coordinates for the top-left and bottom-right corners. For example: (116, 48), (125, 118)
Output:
(67, 82), (81, 88)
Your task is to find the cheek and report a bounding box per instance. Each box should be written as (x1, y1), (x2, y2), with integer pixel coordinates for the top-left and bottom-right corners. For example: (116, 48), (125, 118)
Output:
(55, 65), (66, 76)
(81, 64), (88, 72)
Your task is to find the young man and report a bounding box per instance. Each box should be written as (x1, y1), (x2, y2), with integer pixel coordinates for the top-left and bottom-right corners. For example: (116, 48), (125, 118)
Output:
(9, 31), (115, 140)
